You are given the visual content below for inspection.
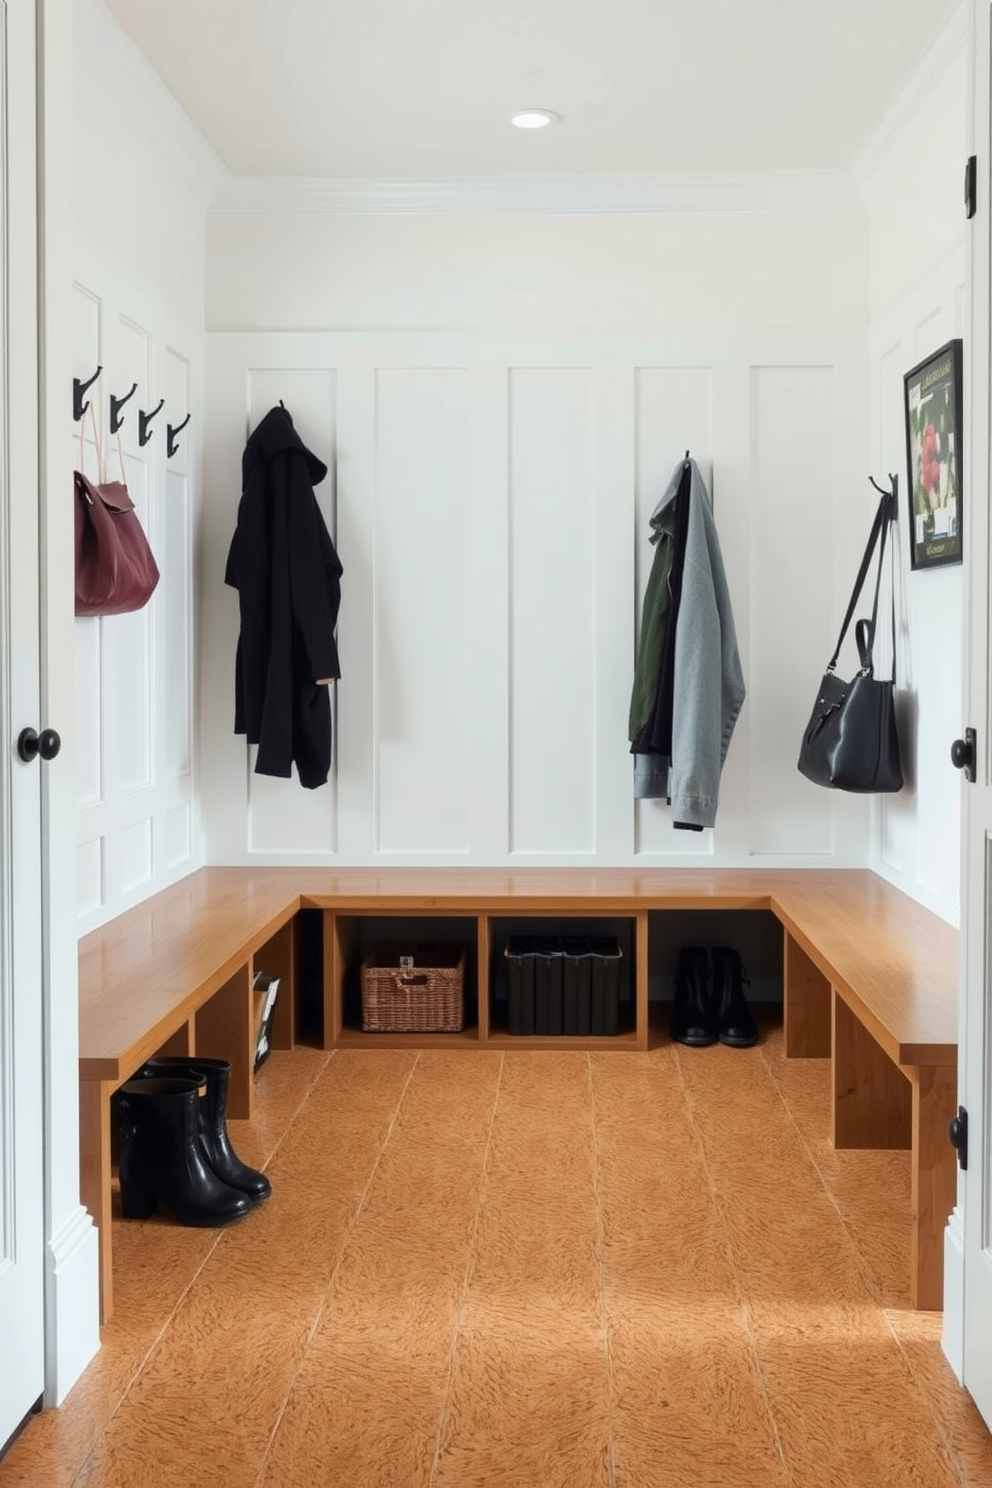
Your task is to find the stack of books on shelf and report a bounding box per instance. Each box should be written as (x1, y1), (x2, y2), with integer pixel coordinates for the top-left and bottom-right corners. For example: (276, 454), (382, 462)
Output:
(252, 971), (280, 1071)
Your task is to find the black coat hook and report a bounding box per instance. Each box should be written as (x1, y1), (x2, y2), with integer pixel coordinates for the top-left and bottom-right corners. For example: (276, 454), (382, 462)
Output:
(868, 473), (899, 522)
(167, 413), (191, 459)
(73, 366), (102, 422)
(138, 397), (165, 447)
(109, 382), (138, 434)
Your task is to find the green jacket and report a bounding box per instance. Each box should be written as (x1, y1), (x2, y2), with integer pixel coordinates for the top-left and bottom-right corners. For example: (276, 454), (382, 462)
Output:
(628, 508), (675, 743)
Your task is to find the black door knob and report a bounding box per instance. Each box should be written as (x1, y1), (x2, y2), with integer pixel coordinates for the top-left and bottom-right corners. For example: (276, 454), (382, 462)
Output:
(17, 727), (61, 763)
(950, 735), (975, 772)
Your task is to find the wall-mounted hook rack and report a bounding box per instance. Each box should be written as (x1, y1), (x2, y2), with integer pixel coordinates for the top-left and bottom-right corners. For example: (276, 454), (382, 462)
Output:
(166, 413), (192, 459)
(109, 382), (138, 434)
(138, 397), (165, 447)
(73, 366), (102, 422)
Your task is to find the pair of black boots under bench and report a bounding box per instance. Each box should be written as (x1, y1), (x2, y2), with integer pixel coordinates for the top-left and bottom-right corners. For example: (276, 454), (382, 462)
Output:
(114, 1056), (271, 1227)
(671, 946), (758, 1048)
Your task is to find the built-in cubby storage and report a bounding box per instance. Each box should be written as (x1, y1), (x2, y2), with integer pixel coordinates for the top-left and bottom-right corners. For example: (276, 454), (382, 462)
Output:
(646, 909), (783, 1006)
(316, 904), (650, 1049)
(323, 912), (483, 1046)
(486, 916), (638, 1044)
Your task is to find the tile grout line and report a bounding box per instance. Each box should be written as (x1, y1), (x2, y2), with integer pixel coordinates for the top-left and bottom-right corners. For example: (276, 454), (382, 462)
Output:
(672, 1044), (796, 1488)
(251, 1050), (424, 1488)
(67, 1048), (337, 1488)
(757, 1046), (970, 1487)
(585, 1052), (619, 1488)
(427, 1051), (506, 1488)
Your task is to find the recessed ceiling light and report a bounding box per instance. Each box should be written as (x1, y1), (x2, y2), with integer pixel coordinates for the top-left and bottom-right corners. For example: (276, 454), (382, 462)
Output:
(510, 109), (559, 130)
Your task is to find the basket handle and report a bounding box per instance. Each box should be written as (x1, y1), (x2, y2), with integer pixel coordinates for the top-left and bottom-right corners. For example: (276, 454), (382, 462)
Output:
(394, 972), (428, 989)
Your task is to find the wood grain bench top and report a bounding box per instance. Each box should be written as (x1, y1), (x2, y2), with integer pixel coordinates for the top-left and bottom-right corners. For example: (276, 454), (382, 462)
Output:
(77, 866), (958, 1079)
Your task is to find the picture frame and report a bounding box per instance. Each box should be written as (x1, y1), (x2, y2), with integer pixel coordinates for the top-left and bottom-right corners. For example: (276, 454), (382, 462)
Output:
(903, 338), (963, 570)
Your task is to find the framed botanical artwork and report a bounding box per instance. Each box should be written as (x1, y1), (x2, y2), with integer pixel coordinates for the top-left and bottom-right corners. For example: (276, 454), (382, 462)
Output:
(903, 339), (963, 570)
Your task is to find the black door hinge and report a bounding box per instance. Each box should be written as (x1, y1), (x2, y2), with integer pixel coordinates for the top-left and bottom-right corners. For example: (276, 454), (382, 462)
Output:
(949, 1106), (968, 1170)
(966, 155), (977, 219)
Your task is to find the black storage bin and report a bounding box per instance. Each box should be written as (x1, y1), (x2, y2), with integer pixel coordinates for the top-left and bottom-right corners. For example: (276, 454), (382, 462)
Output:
(562, 935), (623, 1035)
(505, 936), (563, 1035)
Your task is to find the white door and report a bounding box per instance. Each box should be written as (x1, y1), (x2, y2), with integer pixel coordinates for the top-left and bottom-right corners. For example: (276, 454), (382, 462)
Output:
(962, 0), (992, 1431)
(0, 0), (46, 1451)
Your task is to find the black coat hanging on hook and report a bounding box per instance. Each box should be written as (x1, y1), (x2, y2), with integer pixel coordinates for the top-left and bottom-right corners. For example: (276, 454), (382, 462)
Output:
(225, 404), (343, 789)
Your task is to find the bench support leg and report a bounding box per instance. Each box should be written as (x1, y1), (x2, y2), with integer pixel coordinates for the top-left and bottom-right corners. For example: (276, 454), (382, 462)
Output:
(195, 962), (253, 1121)
(831, 991), (911, 1150)
(80, 1078), (114, 1325)
(910, 1063), (957, 1311)
(783, 932), (831, 1057)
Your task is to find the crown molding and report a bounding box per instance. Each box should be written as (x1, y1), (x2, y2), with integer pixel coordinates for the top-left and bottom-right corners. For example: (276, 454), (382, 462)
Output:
(851, 2), (967, 195)
(209, 170), (861, 220)
(79, 0), (228, 208)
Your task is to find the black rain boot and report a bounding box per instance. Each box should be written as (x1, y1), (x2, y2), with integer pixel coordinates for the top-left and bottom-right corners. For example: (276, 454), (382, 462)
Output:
(140, 1056), (272, 1203)
(671, 946), (716, 1047)
(115, 1077), (253, 1225)
(712, 947), (758, 1048)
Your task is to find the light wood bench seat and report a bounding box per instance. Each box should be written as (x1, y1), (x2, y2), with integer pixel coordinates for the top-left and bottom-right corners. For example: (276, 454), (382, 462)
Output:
(78, 866), (957, 1321)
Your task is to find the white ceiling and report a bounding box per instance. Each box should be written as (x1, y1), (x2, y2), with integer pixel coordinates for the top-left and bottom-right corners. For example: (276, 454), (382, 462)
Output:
(102, 0), (959, 178)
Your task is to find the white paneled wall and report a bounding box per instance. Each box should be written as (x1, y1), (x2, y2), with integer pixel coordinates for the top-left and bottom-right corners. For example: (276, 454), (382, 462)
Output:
(202, 331), (868, 868)
(860, 31), (966, 925)
(868, 248), (966, 924)
(73, 262), (203, 931)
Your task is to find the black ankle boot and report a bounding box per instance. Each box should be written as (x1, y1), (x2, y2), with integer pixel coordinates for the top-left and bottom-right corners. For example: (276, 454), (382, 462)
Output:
(711, 947), (758, 1048)
(140, 1056), (272, 1203)
(671, 946), (716, 1047)
(115, 1077), (253, 1225)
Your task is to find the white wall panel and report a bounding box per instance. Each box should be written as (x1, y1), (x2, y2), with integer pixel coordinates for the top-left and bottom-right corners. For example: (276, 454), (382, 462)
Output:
(162, 469), (191, 778)
(165, 802), (192, 869)
(633, 367), (715, 856)
(117, 315), (151, 413)
(111, 458), (153, 793)
(74, 619), (102, 807)
(509, 369), (596, 854)
(374, 369), (471, 853)
(119, 819), (153, 894)
(749, 366), (836, 856)
(869, 254), (965, 925)
(75, 840), (104, 918)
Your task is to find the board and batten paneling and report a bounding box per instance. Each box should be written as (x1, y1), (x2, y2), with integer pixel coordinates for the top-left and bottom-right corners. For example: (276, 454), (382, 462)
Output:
(509, 368), (596, 855)
(202, 331), (870, 870)
(868, 243), (966, 925)
(73, 262), (203, 932)
(375, 369), (472, 854)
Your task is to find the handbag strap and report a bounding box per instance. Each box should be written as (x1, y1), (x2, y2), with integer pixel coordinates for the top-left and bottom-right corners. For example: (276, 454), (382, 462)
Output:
(78, 401), (127, 486)
(827, 492), (894, 679)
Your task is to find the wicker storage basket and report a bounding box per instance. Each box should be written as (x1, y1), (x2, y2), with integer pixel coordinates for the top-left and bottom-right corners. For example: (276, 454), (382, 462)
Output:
(360, 943), (466, 1032)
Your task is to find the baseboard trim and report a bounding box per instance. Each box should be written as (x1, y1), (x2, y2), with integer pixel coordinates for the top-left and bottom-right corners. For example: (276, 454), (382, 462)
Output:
(942, 1206), (965, 1382)
(44, 1206), (100, 1405)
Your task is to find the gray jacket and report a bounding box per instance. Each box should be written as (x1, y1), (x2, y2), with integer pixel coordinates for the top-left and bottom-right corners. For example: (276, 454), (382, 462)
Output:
(633, 459), (745, 826)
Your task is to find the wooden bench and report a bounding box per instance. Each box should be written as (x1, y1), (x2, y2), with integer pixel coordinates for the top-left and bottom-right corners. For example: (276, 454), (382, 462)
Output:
(78, 867), (957, 1321)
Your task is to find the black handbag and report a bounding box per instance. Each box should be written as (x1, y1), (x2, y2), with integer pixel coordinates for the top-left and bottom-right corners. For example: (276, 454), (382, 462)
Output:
(798, 491), (903, 793)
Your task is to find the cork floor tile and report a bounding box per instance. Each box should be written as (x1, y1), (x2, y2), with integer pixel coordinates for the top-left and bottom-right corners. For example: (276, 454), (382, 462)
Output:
(1, 1042), (989, 1488)
(432, 1305), (612, 1488)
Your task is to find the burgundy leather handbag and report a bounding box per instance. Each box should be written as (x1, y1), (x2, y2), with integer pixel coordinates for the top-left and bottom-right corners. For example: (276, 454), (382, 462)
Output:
(74, 408), (160, 617)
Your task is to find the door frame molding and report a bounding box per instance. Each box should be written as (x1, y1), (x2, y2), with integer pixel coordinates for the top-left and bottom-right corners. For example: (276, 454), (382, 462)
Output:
(36, 0), (100, 1402)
